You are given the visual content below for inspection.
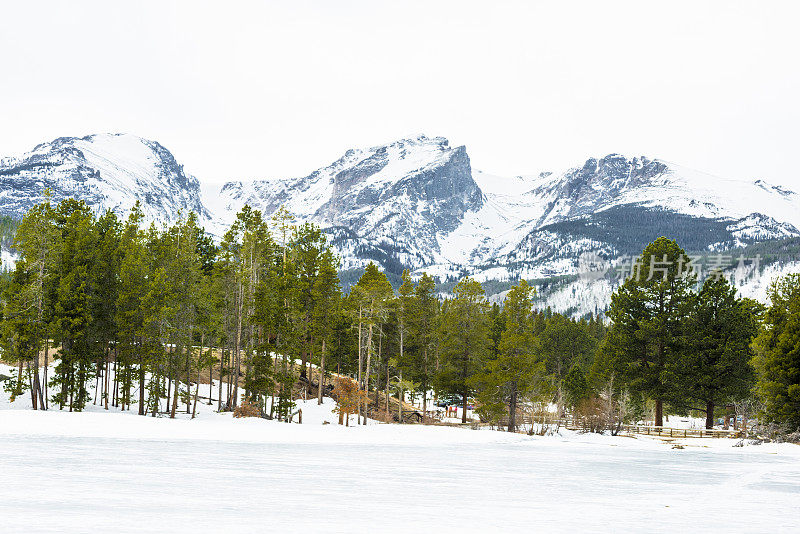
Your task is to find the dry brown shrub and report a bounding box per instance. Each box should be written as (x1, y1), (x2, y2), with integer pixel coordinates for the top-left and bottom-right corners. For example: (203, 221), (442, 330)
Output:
(233, 399), (262, 418)
(332, 377), (369, 425)
(372, 410), (395, 423)
(575, 397), (605, 433)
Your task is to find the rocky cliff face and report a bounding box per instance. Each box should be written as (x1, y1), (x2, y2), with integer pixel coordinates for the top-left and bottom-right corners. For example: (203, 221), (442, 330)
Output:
(217, 135), (483, 268)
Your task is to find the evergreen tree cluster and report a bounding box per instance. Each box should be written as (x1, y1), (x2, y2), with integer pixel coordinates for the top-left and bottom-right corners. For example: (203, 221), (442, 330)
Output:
(596, 237), (797, 431)
(2, 198), (798, 435)
(0, 198), (344, 419)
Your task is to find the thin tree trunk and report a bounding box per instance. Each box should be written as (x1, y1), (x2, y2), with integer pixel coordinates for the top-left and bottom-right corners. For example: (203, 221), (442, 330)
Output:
(171, 344), (182, 419)
(233, 284), (243, 408)
(363, 322), (375, 425)
(15, 359), (23, 400)
(398, 326), (404, 423)
(317, 339), (326, 405)
(508, 384), (517, 433)
(226, 345), (233, 408)
(398, 370), (403, 424)
(705, 401), (714, 430)
(28, 361), (39, 410)
(374, 328), (382, 406)
(385, 358), (389, 415)
(93, 362), (100, 405)
(112, 358), (118, 408)
(207, 342), (213, 405)
(422, 348), (428, 422)
(357, 305), (363, 424)
(655, 399), (663, 427)
(186, 331), (193, 414)
(138, 362), (146, 416)
(192, 366), (201, 419)
(33, 353), (43, 410)
(218, 345), (224, 411)
(166, 372), (172, 413)
(43, 340), (49, 410)
(104, 345), (110, 410)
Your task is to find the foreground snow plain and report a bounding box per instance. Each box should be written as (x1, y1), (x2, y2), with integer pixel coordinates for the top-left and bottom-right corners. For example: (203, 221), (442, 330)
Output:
(1, 366), (799, 533)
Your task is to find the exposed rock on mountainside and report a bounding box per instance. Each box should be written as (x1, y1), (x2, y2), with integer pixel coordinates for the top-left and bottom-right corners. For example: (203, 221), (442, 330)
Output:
(0, 133), (209, 224)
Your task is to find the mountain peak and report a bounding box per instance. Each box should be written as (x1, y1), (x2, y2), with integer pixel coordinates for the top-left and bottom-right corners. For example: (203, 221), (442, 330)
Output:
(0, 133), (208, 223)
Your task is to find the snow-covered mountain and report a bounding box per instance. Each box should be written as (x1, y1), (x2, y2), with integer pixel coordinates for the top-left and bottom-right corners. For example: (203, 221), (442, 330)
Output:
(210, 137), (800, 314)
(0, 133), (209, 224)
(451, 154), (800, 281)
(2, 132), (798, 314)
(215, 135), (482, 270)
(214, 138), (800, 281)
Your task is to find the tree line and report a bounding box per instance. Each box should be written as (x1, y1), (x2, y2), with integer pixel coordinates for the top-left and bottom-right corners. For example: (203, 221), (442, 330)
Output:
(1, 198), (798, 434)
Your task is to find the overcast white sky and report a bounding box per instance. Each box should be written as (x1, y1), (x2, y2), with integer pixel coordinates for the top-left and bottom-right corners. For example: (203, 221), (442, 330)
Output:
(1, 1), (798, 188)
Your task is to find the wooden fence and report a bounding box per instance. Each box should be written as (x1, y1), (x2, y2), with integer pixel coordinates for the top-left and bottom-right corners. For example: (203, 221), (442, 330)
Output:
(621, 425), (742, 439)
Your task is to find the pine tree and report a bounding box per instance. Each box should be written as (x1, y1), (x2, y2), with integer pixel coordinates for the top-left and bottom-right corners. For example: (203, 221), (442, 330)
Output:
(0, 265), (36, 403)
(676, 274), (761, 428)
(89, 210), (121, 409)
(220, 206), (269, 408)
(394, 269), (416, 419)
(115, 203), (150, 413)
(409, 272), (437, 419)
(539, 314), (596, 381)
(350, 263), (393, 424)
(436, 277), (490, 423)
(473, 280), (544, 431)
(752, 273), (800, 430)
(563, 364), (590, 410)
(12, 191), (58, 409)
(313, 249), (342, 405)
(52, 199), (98, 411)
(290, 223), (328, 382)
(604, 237), (695, 426)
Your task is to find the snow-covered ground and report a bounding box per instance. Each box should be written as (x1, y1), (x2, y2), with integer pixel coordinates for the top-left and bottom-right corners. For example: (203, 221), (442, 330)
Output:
(2, 364), (799, 533)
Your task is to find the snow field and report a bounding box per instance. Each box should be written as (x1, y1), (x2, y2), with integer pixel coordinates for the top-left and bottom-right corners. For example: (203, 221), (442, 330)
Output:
(1, 363), (799, 533)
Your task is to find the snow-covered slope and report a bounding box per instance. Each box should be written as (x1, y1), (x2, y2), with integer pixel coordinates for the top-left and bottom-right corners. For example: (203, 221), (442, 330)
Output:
(0, 133), (209, 224)
(460, 155), (800, 276)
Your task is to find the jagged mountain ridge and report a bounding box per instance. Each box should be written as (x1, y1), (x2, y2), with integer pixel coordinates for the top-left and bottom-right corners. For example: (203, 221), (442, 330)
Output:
(0, 133), (209, 224)
(1, 133), (799, 314)
(215, 136), (482, 269)
(215, 139), (800, 281)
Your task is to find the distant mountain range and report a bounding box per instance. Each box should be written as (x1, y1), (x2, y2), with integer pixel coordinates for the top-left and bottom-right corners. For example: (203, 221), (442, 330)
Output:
(2, 133), (799, 315)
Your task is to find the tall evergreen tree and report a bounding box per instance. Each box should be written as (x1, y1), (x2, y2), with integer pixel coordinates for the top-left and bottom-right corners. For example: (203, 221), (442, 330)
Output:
(115, 203), (150, 413)
(12, 191), (59, 408)
(350, 263), (393, 424)
(752, 273), (800, 430)
(52, 199), (97, 411)
(394, 269), (416, 417)
(473, 280), (544, 432)
(312, 249), (342, 405)
(409, 272), (437, 418)
(436, 277), (490, 423)
(676, 274), (761, 428)
(604, 237), (695, 426)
